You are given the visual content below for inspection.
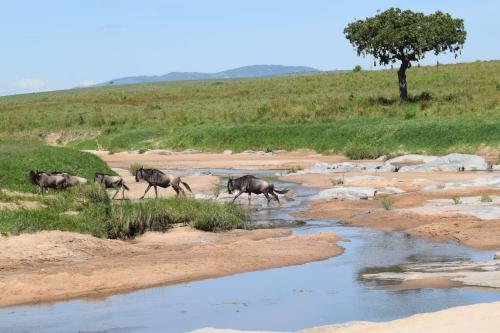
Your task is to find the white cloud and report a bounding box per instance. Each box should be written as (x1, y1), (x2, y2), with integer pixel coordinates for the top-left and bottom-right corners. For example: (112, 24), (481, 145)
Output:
(14, 78), (45, 89)
(81, 80), (96, 87)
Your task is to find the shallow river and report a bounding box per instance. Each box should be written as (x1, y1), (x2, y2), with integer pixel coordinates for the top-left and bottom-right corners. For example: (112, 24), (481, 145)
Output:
(1, 169), (499, 333)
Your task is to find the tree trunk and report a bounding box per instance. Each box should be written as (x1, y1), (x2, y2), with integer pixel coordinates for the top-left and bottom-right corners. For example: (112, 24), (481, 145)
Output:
(398, 60), (409, 103)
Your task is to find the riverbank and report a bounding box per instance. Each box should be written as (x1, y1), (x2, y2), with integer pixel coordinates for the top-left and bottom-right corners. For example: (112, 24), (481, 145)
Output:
(191, 301), (500, 333)
(0, 227), (342, 307)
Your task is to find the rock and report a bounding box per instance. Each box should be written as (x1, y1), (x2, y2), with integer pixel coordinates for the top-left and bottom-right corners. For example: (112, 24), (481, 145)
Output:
(377, 187), (405, 195)
(241, 150), (255, 154)
(421, 175), (500, 191)
(129, 150), (140, 155)
(223, 150), (233, 155)
(182, 149), (202, 154)
(385, 154), (438, 166)
(311, 187), (376, 201)
(144, 149), (172, 155)
(194, 193), (215, 200)
(493, 165), (500, 171)
(295, 162), (387, 174)
(272, 149), (287, 154)
(399, 153), (488, 172)
(495, 253), (500, 260)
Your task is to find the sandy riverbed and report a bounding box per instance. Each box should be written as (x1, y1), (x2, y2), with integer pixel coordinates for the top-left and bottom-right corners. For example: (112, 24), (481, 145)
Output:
(191, 301), (500, 333)
(286, 171), (500, 250)
(0, 227), (342, 307)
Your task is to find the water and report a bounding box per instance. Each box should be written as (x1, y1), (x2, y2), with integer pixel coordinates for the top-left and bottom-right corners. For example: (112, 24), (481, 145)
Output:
(1, 169), (498, 333)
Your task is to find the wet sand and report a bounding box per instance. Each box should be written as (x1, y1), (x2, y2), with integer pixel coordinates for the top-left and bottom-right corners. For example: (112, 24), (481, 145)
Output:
(0, 227), (342, 307)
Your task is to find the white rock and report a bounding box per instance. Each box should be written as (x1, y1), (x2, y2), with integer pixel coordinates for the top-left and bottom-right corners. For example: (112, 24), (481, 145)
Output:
(421, 175), (500, 191)
(241, 150), (255, 154)
(311, 187), (376, 201)
(385, 154), (438, 166)
(194, 193), (215, 200)
(399, 153), (488, 172)
(493, 165), (500, 171)
(182, 148), (202, 154)
(223, 150), (233, 155)
(495, 253), (500, 260)
(144, 149), (172, 155)
(377, 187), (405, 195)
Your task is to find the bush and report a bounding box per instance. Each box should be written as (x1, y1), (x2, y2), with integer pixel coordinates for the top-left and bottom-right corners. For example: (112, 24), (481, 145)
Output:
(129, 163), (143, 176)
(353, 65), (362, 72)
(480, 193), (493, 203)
(344, 142), (387, 160)
(381, 198), (393, 210)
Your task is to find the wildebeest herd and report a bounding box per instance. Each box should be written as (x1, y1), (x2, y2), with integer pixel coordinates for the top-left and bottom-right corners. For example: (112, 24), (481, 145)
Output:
(28, 168), (288, 205)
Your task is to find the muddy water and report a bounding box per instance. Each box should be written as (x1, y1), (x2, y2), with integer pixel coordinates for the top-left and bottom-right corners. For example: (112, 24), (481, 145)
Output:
(1, 169), (499, 333)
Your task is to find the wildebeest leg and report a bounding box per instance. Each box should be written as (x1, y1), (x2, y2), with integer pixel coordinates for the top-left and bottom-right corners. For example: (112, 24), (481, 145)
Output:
(154, 185), (158, 198)
(271, 191), (280, 205)
(232, 191), (244, 203)
(111, 186), (120, 200)
(122, 186), (125, 200)
(248, 192), (251, 206)
(141, 184), (152, 199)
(264, 192), (271, 205)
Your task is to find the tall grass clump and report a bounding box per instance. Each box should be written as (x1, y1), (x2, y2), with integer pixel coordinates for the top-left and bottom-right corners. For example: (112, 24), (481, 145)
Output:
(106, 198), (248, 239)
(344, 142), (387, 160)
(129, 163), (143, 176)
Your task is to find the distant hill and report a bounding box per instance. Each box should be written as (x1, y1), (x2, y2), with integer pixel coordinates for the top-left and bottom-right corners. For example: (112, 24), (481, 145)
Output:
(97, 65), (320, 86)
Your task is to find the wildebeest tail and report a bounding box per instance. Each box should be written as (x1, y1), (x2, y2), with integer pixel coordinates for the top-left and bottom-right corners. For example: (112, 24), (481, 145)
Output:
(181, 180), (192, 192)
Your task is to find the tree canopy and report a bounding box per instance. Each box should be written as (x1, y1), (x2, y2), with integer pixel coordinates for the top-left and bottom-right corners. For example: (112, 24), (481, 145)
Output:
(344, 8), (466, 102)
(344, 8), (466, 66)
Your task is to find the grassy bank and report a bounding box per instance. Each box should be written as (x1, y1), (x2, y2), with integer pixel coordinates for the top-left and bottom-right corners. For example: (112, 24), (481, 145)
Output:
(0, 140), (114, 192)
(0, 60), (498, 156)
(70, 115), (500, 157)
(0, 184), (248, 238)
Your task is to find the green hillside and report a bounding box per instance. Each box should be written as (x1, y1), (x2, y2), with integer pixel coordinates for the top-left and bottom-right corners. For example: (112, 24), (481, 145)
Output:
(0, 60), (498, 157)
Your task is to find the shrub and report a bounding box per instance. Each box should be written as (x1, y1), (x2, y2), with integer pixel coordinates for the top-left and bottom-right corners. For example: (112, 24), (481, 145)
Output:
(381, 198), (393, 210)
(480, 193), (493, 203)
(344, 142), (387, 160)
(129, 163), (143, 176)
(452, 196), (461, 205)
(353, 65), (362, 72)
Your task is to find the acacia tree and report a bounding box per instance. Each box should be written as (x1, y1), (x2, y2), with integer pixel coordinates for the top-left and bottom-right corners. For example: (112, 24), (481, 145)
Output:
(344, 8), (466, 103)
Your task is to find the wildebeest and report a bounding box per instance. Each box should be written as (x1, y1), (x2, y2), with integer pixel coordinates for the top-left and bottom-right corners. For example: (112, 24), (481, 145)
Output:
(50, 171), (87, 187)
(135, 167), (192, 199)
(29, 170), (68, 194)
(227, 175), (288, 205)
(94, 172), (130, 200)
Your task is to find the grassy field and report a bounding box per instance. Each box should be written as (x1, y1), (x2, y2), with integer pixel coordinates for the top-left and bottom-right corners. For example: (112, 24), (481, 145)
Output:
(0, 140), (114, 192)
(0, 184), (248, 238)
(0, 60), (498, 157)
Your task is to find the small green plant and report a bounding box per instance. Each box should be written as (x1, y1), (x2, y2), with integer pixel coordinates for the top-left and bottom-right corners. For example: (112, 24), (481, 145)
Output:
(480, 193), (493, 203)
(129, 163), (143, 176)
(288, 166), (304, 174)
(353, 65), (362, 72)
(331, 176), (345, 185)
(452, 196), (461, 205)
(381, 198), (394, 210)
(344, 142), (387, 160)
(138, 148), (147, 154)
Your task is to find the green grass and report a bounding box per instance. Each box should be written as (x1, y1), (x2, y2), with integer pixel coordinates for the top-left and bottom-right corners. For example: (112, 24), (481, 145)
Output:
(0, 140), (114, 192)
(0, 183), (248, 238)
(0, 60), (498, 156)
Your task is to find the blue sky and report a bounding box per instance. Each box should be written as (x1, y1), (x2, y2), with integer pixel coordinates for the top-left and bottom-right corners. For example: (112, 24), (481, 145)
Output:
(1, 0), (499, 96)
